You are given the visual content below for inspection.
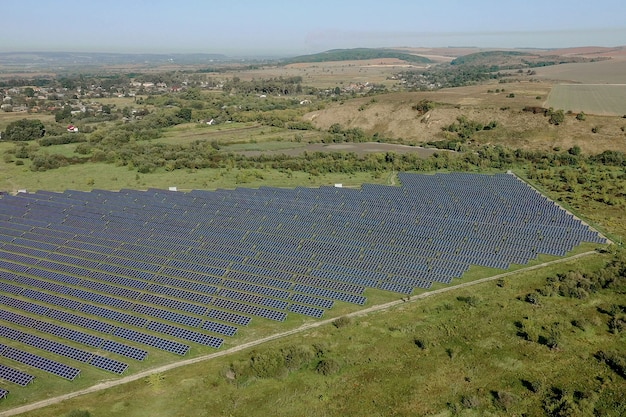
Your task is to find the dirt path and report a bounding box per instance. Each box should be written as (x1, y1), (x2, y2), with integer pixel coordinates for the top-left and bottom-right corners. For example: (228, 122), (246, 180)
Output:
(1, 250), (599, 417)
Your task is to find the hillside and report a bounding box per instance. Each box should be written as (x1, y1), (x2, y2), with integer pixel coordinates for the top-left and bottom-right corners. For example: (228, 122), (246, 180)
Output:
(450, 50), (605, 69)
(282, 48), (433, 64)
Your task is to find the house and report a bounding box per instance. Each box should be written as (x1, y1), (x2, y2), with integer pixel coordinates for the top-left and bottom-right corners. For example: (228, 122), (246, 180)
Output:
(67, 125), (79, 133)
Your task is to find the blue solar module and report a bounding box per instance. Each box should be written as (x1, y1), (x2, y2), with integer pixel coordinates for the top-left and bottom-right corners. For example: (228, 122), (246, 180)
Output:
(288, 303), (325, 318)
(292, 284), (367, 305)
(0, 387), (8, 399)
(113, 328), (189, 355)
(146, 283), (215, 305)
(45, 309), (116, 334)
(80, 304), (148, 328)
(211, 298), (287, 322)
(69, 288), (133, 310)
(199, 320), (238, 337)
(1, 345), (80, 380)
(101, 340), (147, 361)
(89, 355), (128, 374)
(21, 289), (83, 310)
(139, 293), (209, 316)
(0, 295), (50, 315)
(217, 288), (289, 310)
(205, 309), (252, 326)
(19, 333), (94, 363)
(132, 304), (202, 327)
(290, 293), (334, 309)
(146, 321), (224, 348)
(0, 364), (34, 386)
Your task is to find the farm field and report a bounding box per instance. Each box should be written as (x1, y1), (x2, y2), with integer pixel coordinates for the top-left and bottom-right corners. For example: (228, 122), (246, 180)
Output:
(545, 84), (626, 116)
(533, 56), (626, 84)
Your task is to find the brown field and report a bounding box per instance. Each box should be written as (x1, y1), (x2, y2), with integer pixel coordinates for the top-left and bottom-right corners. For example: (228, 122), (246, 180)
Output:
(203, 60), (414, 89)
(546, 84), (626, 116)
(533, 55), (626, 84)
(303, 81), (626, 154)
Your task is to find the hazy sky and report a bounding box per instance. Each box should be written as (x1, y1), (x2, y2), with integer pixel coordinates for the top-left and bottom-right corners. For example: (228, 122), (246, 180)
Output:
(3, 0), (626, 55)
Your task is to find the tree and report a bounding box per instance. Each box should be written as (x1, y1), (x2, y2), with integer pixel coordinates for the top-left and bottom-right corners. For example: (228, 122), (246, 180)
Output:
(176, 108), (193, 122)
(3, 119), (45, 141)
(23, 87), (35, 97)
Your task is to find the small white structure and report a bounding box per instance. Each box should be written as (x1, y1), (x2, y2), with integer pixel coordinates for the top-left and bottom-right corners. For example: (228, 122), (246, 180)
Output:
(334, 183), (343, 188)
(168, 186), (177, 192)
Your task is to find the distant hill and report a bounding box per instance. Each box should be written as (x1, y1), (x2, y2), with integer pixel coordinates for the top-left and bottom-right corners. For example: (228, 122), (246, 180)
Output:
(451, 50), (531, 66)
(450, 50), (605, 69)
(283, 48), (433, 64)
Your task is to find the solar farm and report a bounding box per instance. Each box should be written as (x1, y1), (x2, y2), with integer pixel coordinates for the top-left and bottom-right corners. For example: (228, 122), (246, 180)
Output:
(0, 172), (606, 405)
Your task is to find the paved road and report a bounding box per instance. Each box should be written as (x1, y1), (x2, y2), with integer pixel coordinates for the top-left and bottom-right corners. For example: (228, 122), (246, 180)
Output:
(0, 250), (599, 417)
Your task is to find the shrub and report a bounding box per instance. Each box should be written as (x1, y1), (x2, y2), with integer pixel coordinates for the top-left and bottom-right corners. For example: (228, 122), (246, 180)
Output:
(548, 108), (565, 125)
(460, 394), (481, 409)
(457, 295), (480, 307)
(413, 338), (428, 350)
(281, 345), (315, 371)
(492, 390), (517, 411)
(525, 292), (540, 305)
(332, 316), (352, 328)
(521, 378), (543, 393)
(576, 112), (586, 121)
(248, 350), (287, 379)
(316, 359), (341, 376)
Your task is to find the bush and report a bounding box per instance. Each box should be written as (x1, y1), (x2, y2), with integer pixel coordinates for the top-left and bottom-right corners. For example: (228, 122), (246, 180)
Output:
(525, 292), (540, 305)
(492, 390), (517, 411)
(548, 108), (565, 125)
(457, 295), (480, 307)
(332, 316), (352, 328)
(249, 350), (287, 379)
(316, 358), (341, 376)
(413, 338), (428, 350)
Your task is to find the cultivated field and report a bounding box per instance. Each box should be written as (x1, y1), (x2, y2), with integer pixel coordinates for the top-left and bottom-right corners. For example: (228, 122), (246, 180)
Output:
(533, 56), (626, 84)
(545, 84), (626, 116)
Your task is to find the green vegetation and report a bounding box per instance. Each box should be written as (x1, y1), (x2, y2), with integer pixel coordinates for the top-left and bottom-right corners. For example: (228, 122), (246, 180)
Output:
(2, 118), (45, 141)
(2, 53), (626, 416)
(282, 48), (432, 64)
(450, 50), (531, 66)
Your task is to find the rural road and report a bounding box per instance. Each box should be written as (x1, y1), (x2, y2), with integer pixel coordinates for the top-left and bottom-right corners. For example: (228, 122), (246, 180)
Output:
(0, 250), (600, 417)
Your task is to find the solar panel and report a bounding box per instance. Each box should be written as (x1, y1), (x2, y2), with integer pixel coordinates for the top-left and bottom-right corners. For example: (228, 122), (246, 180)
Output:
(113, 328), (189, 355)
(101, 340), (148, 361)
(146, 321), (224, 348)
(0, 364), (35, 386)
(1, 345), (80, 380)
(89, 355), (128, 374)
(205, 309), (252, 326)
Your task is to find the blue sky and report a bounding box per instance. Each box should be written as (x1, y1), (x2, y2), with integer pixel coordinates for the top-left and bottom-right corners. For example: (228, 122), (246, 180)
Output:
(2, 0), (626, 55)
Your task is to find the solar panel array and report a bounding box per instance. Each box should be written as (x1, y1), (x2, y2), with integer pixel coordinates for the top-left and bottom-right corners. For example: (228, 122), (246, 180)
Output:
(0, 172), (605, 387)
